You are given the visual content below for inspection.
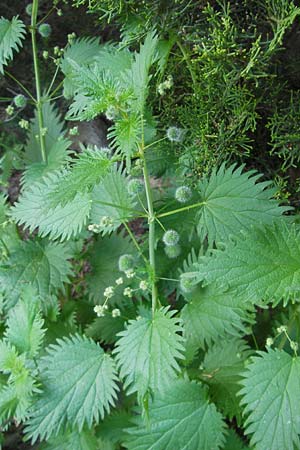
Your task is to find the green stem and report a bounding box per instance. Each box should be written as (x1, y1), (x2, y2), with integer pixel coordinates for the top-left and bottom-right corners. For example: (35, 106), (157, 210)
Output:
(177, 39), (197, 86)
(139, 118), (158, 315)
(4, 71), (35, 102)
(30, 0), (47, 163)
(156, 201), (205, 219)
(123, 222), (148, 265)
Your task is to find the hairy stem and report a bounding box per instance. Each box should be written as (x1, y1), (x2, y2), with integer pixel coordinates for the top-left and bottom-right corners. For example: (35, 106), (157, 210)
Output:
(139, 119), (158, 314)
(30, 0), (47, 163)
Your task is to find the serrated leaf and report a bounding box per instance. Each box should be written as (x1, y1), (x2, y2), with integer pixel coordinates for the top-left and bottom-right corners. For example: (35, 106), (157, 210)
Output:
(223, 429), (249, 450)
(181, 285), (254, 350)
(0, 240), (72, 309)
(98, 410), (133, 445)
(196, 163), (291, 243)
(5, 286), (45, 358)
(22, 139), (71, 188)
(239, 349), (300, 450)
(124, 379), (226, 450)
(0, 16), (26, 73)
(108, 113), (141, 166)
(202, 339), (252, 424)
(11, 172), (92, 241)
(86, 233), (136, 305)
(114, 307), (185, 397)
(85, 315), (125, 344)
(48, 148), (111, 206)
(194, 221), (300, 305)
(26, 335), (119, 443)
(40, 427), (98, 450)
(25, 102), (67, 164)
(90, 167), (137, 231)
(60, 37), (101, 98)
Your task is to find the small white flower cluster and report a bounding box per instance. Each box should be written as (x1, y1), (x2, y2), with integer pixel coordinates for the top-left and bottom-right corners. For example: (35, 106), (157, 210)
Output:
(125, 269), (135, 279)
(94, 304), (108, 317)
(69, 126), (79, 136)
(88, 216), (114, 233)
(112, 308), (121, 318)
(123, 287), (133, 297)
(104, 286), (114, 299)
(157, 75), (173, 96)
(139, 280), (148, 291)
(68, 32), (76, 45)
(116, 277), (123, 285)
(19, 119), (29, 130)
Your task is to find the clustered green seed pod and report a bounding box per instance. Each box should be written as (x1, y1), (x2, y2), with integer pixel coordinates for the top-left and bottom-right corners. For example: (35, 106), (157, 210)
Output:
(118, 254), (134, 272)
(163, 229), (180, 247)
(127, 178), (144, 195)
(165, 244), (181, 259)
(13, 94), (27, 108)
(38, 23), (52, 38)
(175, 186), (192, 203)
(25, 3), (33, 15)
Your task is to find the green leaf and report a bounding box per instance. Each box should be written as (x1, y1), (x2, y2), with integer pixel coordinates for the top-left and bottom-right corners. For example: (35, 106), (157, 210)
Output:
(11, 173), (92, 241)
(25, 102), (68, 164)
(22, 139), (71, 188)
(114, 307), (185, 397)
(0, 16), (26, 73)
(48, 148), (111, 207)
(86, 233), (136, 305)
(108, 113), (141, 166)
(202, 339), (252, 423)
(239, 349), (300, 450)
(40, 427), (98, 450)
(123, 31), (158, 112)
(194, 222), (300, 305)
(26, 335), (119, 443)
(0, 341), (36, 423)
(60, 37), (101, 98)
(90, 167), (137, 231)
(0, 240), (72, 309)
(223, 429), (250, 450)
(124, 379), (226, 450)
(181, 285), (254, 350)
(196, 163), (291, 243)
(85, 315), (125, 344)
(98, 410), (133, 445)
(5, 286), (45, 358)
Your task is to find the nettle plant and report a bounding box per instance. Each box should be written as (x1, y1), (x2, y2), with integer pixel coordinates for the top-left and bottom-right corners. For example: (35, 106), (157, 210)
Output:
(1, 3), (300, 450)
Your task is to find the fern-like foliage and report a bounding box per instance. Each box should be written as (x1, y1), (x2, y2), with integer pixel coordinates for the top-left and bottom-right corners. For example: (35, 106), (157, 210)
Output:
(193, 221), (300, 305)
(113, 307), (185, 397)
(0, 16), (26, 73)
(0, 341), (36, 423)
(124, 379), (226, 450)
(202, 338), (252, 424)
(239, 349), (300, 450)
(181, 285), (254, 350)
(60, 37), (101, 98)
(5, 286), (45, 358)
(196, 163), (291, 243)
(48, 148), (111, 207)
(25, 335), (119, 443)
(0, 240), (72, 309)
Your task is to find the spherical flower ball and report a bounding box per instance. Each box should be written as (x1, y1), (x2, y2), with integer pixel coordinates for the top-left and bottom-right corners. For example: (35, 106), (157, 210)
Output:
(165, 244), (181, 259)
(118, 254), (134, 272)
(180, 275), (196, 293)
(163, 229), (180, 247)
(166, 126), (184, 143)
(127, 178), (144, 195)
(26, 3), (33, 15)
(38, 23), (52, 38)
(13, 94), (27, 108)
(175, 185), (192, 203)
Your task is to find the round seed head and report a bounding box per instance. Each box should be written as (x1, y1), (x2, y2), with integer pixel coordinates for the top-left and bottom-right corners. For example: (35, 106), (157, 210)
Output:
(175, 186), (192, 203)
(118, 254), (134, 272)
(163, 229), (180, 247)
(166, 126), (184, 143)
(13, 94), (27, 108)
(38, 23), (52, 38)
(127, 178), (144, 195)
(164, 244), (181, 259)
